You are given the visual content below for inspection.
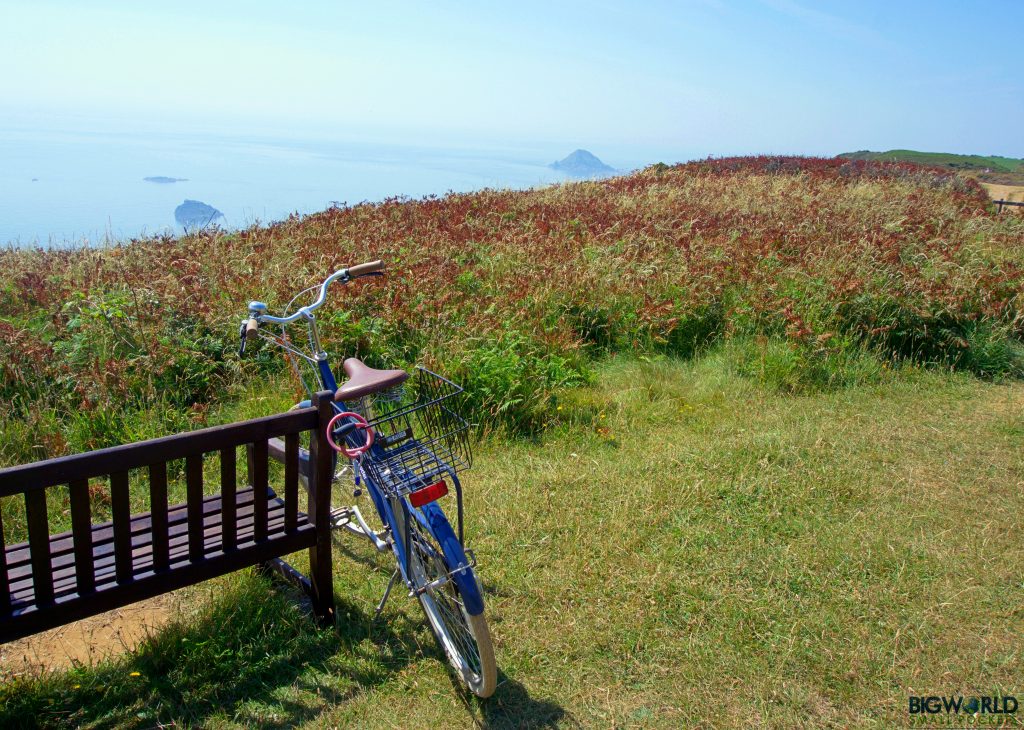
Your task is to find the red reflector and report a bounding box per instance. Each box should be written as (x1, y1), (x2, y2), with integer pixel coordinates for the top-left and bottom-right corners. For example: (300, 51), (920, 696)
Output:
(409, 480), (448, 507)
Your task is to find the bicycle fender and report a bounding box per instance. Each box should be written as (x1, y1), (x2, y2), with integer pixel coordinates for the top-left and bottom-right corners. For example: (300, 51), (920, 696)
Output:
(420, 502), (485, 616)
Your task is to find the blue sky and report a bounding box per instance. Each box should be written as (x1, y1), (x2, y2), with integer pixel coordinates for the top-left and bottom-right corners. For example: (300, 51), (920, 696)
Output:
(1, 0), (1021, 161)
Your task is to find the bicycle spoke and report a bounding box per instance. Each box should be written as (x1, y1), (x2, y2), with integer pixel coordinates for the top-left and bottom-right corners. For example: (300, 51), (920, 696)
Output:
(412, 533), (483, 677)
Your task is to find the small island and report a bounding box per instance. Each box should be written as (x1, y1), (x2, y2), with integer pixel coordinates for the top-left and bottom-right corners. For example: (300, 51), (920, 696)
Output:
(174, 199), (223, 229)
(549, 149), (616, 177)
(144, 176), (189, 184)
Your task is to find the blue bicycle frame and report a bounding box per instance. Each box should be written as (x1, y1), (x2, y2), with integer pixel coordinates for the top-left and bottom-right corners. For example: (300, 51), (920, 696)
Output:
(299, 360), (483, 616)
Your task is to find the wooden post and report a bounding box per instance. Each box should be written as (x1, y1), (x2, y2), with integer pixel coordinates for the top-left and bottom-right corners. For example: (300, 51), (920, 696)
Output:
(307, 391), (336, 624)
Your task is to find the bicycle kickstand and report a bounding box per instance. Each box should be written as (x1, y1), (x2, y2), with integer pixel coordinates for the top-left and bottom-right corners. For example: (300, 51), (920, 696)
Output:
(375, 569), (401, 618)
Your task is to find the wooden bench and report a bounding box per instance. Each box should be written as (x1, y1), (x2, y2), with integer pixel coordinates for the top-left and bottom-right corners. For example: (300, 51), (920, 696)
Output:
(0, 392), (337, 644)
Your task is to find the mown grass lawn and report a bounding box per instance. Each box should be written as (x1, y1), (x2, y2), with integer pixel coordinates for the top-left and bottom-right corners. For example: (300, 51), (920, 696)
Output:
(2, 354), (1022, 728)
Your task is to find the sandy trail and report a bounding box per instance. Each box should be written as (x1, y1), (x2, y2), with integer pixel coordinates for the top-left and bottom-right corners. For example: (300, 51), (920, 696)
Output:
(981, 183), (1024, 203)
(0, 592), (178, 678)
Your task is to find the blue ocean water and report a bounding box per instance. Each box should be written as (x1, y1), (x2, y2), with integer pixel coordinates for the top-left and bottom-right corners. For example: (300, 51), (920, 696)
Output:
(0, 128), (591, 247)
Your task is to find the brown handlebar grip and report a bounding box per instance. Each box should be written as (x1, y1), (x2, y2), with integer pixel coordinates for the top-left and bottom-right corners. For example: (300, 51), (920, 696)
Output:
(347, 260), (384, 278)
(245, 317), (259, 339)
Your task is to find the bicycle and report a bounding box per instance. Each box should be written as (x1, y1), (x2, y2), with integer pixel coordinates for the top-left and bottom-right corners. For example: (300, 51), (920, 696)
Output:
(238, 260), (497, 698)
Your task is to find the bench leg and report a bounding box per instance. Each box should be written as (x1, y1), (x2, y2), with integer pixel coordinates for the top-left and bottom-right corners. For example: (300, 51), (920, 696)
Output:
(308, 391), (337, 625)
(308, 536), (335, 624)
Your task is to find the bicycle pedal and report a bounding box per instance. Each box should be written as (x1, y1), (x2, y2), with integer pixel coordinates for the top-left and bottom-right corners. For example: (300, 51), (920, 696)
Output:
(330, 506), (353, 527)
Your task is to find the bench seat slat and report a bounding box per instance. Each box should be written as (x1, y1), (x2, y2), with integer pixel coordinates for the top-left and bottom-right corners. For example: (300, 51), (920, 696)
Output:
(8, 513), (304, 609)
(13, 507), (297, 601)
(4, 486), (281, 573)
(6, 505), (298, 605)
(0, 528), (317, 643)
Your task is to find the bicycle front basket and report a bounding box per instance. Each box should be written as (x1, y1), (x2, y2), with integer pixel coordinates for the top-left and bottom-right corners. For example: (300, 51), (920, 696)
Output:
(358, 367), (471, 497)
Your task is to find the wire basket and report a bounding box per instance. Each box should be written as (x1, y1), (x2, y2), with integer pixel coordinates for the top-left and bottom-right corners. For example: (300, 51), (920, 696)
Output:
(352, 367), (471, 497)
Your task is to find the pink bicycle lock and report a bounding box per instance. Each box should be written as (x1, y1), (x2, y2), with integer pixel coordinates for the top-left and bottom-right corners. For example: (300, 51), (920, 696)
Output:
(325, 411), (375, 458)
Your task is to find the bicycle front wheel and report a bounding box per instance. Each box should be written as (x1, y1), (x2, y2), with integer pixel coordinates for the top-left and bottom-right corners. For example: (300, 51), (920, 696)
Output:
(405, 503), (496, 698)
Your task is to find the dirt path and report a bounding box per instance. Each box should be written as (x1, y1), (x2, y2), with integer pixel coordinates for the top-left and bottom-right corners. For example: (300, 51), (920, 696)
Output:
(981, 182), (1024, 202)
(0, 592), (178, 679)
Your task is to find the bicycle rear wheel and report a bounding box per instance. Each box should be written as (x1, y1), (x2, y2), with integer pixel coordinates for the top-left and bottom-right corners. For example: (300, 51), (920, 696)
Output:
(404, 502), (496, 698)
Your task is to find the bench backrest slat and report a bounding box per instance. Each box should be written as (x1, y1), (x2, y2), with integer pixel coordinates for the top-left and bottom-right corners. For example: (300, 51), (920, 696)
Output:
(186, 455), (204, 563)
(69, 479), (94, 595)
(220, 448), (237, 552)
(25, 490), (54, 606)
(150, 462), (169, 572)
(284, 433), (299, 532)
(0, 408), (319, 497)
(111, 471), (132, 583)
(251, 440), (269, 542)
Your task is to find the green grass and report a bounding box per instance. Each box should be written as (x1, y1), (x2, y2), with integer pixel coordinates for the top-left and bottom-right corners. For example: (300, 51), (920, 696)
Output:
(840, 149), (1024, 182)
(3, 353), (1022, 728)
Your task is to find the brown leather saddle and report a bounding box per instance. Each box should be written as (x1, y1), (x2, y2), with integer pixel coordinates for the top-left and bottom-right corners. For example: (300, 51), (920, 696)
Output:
(334, 357), (409, 401)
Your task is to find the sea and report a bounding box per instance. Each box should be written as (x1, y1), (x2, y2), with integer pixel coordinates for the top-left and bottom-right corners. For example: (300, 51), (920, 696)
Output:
(0, 127), (640, 247)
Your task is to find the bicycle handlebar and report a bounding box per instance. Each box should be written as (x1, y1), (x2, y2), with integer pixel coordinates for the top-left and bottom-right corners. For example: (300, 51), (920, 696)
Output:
(347, 260), (384, 278)
(249, 259), (384, 325)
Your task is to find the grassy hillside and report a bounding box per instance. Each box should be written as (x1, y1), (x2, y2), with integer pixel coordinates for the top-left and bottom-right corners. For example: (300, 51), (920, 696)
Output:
(1, 156), (1022, 469)
(2, 357), (1021, 728)
(840, 149), (1024, 184)
(2, 155), (1024, 728)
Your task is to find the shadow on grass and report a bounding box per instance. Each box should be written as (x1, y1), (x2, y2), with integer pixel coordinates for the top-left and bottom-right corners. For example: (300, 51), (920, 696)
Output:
(0, 571), (433, 729)
(330, 530), (569, 727)
(448, 669), (574, 730)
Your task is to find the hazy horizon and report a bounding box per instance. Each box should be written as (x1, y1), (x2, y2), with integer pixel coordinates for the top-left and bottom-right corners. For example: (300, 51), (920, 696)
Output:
(2, 1), (1022, 246)
(1, 130), (615, 246)
(2, 1), (1022, 159)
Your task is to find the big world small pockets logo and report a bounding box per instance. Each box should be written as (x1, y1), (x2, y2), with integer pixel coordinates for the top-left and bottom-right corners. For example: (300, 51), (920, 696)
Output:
(908, 693), (1018, 726)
